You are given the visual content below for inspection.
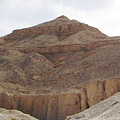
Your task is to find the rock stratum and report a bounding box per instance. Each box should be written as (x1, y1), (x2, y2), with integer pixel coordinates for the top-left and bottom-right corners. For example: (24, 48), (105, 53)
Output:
(0, 79), (120, 120)
(0, 15), (120, 120)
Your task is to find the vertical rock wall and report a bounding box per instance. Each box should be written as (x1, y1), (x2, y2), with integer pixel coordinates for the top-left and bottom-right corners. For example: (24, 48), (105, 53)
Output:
(0, 79), (120, 120)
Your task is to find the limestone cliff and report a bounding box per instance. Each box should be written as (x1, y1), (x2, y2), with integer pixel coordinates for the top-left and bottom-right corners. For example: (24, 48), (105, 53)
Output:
(0, 78), (120, 120)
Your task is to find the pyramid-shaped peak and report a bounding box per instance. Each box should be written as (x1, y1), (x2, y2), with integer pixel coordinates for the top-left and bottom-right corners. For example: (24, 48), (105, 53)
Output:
(55, 15), (70, 21)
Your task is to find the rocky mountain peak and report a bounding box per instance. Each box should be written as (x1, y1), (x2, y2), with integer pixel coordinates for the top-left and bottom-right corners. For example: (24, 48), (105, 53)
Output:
(55, 15), (70, 21)
(0, 15), (120, 120)
(4, 15), (106, 42)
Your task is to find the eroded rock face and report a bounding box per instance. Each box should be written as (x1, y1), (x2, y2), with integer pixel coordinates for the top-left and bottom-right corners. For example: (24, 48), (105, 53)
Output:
(0, 38), (6, 45)
(66, 92), (120, 120)
(1, 16), (120, 120)
(4, 15), (106, 42)
(0, 93), (80, 120)
(2, 17), (107, 55)
(0, 79), (120, 120)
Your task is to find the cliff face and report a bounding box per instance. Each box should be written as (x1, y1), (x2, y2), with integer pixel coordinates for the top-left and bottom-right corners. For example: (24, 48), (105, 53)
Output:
(0, 79), (120, 120)
(0, 16), (120, 120)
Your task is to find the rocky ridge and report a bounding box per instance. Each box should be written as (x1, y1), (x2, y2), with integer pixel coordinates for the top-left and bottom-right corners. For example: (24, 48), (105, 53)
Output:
(3, 15), (106, 42)
(0, 16), (120, 120)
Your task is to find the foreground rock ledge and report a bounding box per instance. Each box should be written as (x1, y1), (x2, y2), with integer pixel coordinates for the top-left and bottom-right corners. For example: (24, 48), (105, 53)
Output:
(0, 108), (38, 120)
(66, 92), (120, 120)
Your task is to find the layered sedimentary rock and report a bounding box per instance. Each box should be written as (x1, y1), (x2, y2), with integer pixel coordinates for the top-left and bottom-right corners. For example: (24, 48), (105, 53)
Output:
(4, 15), (106, 42)
(0, 16), (120, 120)
(0, 79), (120, 120)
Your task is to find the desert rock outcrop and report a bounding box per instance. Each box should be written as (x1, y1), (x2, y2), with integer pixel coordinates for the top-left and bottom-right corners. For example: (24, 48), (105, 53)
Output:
(0, 16), (120, 120)
(0, 108), (38, 120)
(66, 92), (120, 120)
(0, 79), (120, 120)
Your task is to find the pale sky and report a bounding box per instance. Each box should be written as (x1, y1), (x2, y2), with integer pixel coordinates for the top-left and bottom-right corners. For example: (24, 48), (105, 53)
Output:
(0, 0), (120, 37)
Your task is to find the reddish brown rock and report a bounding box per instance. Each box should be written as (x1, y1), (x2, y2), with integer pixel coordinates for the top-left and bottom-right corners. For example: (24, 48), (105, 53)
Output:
(0, 16), (120, 120)
(3, 15), (106, 43)
(0, 38), (5, 45)
(0, 79), (120, 120)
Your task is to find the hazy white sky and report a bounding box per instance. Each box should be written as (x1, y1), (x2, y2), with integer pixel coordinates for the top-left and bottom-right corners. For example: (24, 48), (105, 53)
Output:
(0, 0), (120, 36)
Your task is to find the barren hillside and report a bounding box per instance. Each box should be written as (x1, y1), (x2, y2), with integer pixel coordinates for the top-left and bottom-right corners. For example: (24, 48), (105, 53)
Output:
(0, 16), (120, 120)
